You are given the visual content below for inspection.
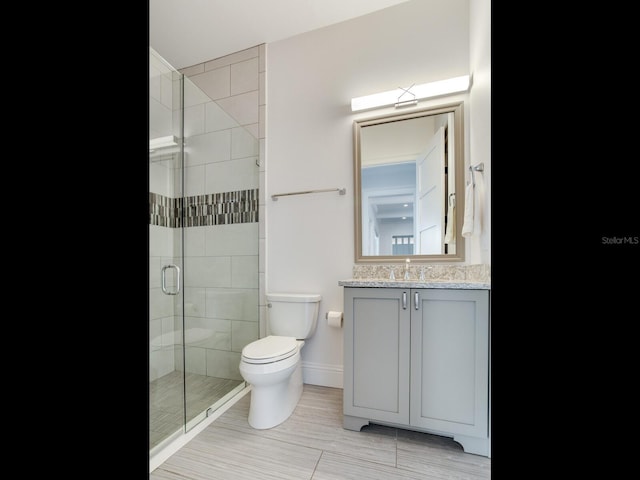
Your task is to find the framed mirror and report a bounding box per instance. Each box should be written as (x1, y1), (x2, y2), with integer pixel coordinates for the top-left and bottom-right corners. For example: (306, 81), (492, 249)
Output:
(353, 101), (465, 263)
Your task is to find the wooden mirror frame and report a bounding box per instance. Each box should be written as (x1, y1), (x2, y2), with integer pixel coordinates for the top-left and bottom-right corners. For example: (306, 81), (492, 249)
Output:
(353, 101), (465, 264)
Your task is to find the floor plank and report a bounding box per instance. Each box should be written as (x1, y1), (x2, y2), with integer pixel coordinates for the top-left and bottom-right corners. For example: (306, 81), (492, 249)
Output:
(151, 384), (490, 479)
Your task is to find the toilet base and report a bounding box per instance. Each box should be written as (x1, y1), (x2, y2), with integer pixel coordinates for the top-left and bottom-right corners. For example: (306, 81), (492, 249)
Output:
(248, 362), (303, 429)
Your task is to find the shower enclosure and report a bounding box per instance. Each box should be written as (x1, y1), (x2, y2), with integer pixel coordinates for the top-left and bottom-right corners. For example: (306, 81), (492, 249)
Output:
(149, 47), (259, 459)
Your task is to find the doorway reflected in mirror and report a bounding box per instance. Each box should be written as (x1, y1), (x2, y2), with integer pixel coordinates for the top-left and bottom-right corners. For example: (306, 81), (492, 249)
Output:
(354, 102), (465, 263)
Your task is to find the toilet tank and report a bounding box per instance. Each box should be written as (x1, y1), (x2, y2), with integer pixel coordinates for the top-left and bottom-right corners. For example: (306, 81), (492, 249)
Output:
(267, 293), (322, 339)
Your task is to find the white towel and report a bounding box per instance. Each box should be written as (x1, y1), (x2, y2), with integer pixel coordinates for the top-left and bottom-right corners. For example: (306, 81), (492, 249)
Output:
(444, 194), (455, 244)
(461, 182), (474, 237)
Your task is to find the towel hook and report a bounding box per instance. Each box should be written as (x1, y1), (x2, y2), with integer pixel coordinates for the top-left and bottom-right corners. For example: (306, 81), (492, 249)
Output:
(469, 162), (484, 186)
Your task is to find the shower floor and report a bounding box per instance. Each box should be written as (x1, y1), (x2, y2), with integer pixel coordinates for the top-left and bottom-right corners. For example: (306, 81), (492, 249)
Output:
(149, 371), (243, 450)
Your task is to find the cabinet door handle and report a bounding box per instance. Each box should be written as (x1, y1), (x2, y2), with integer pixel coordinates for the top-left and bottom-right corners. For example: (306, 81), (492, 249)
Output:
(402, 291), (407, 310)
(414, 291), (419, 310)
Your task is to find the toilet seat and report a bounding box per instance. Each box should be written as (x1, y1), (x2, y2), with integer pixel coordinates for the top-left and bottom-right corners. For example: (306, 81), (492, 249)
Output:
(241, 335), (298, 364)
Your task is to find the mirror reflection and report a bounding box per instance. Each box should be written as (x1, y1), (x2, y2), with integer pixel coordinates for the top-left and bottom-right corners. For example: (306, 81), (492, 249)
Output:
(354, 102), (465, 263)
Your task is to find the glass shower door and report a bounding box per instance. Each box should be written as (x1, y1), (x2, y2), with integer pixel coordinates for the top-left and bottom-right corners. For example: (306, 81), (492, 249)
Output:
(149, 48), (186, 454)
(181, 72), (258, 432)
(149, 46), (259, 457)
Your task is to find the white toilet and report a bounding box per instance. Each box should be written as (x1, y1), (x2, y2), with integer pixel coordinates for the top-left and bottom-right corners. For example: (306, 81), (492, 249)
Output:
(239, 293), (321, 429)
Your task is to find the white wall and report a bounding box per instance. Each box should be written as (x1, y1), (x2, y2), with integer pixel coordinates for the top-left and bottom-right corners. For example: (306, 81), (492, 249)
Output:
(265, 0), (489, 387)
(469, 0), (491, 265)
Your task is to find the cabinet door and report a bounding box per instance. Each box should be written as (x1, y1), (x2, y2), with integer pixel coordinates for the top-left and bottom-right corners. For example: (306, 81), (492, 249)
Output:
(410, 289), (489, 437)
(343, 287), (410, 424)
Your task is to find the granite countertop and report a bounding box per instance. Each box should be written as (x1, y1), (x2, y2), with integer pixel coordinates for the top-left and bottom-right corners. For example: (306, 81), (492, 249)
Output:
(338, 279), (490, 290)
(341, 264), (491, 290)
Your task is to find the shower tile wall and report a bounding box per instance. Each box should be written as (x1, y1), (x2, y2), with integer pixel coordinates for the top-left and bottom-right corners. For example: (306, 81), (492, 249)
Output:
(149, 45), (265, 383)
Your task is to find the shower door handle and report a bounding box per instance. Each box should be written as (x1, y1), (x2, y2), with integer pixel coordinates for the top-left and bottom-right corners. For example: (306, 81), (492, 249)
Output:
(161, 264), (181, 295)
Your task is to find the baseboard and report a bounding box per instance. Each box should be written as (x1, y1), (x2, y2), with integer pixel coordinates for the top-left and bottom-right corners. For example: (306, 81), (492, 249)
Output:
(301, 361), (343, 388)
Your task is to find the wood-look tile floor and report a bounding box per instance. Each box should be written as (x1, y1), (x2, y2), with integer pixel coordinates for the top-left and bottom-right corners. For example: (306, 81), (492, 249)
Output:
(151, 384), (491, 479)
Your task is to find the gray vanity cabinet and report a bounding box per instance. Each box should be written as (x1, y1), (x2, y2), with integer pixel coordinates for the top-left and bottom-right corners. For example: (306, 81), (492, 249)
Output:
(343, 287), (490, 457)
(343, 287), (411, 425)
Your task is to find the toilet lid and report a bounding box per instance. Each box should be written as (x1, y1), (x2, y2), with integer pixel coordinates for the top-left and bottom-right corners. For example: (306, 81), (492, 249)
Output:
(241, 336), (298, 364)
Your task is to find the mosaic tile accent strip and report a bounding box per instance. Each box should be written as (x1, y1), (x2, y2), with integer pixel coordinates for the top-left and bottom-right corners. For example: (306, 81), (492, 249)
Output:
(149, 189), (259, 227)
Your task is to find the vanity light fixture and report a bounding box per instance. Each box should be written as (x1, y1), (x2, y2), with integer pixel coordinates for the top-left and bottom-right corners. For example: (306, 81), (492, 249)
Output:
(350, 75), (470, 112)
(149, 135), (178, 152)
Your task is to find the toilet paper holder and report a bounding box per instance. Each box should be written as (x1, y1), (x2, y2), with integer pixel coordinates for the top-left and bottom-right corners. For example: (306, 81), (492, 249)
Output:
(325, 310), (343, 328)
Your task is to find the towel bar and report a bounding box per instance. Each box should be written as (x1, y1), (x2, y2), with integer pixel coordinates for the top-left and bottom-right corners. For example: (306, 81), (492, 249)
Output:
(271, 187), (346, 201)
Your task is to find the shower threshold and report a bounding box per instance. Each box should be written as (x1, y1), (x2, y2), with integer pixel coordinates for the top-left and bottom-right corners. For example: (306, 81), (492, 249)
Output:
(149, 382), (250, 473)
